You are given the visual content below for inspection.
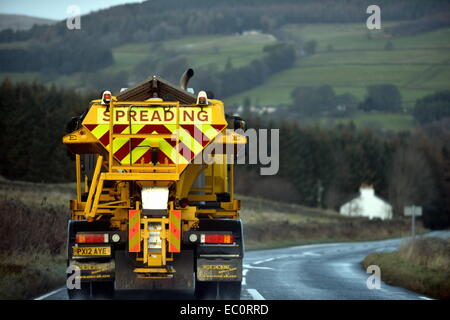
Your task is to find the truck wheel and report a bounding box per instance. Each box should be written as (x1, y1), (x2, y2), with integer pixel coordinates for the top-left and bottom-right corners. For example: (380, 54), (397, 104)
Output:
(67, 282), (91, 300)
(91, 281), (114, 299)
(218, 281), (241, 300)
(195, 281), (218, 300)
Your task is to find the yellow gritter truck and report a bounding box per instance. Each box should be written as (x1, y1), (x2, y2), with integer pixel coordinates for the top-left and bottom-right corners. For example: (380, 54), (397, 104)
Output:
(63, 69), (247, 299)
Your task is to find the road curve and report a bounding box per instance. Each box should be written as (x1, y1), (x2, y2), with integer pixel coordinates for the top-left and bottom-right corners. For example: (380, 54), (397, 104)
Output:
(241, 230), (449, 300)
(36, 231), (449, 300)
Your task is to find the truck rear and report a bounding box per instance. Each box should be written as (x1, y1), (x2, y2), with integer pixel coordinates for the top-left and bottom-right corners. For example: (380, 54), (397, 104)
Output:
(63, 70), (246, 299)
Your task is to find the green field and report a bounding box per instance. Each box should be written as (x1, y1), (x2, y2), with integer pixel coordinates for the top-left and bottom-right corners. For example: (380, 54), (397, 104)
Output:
(163, 34), (273, 71)
(225, 23), (450, 109)
(105, 33), (274, 81)
(0, 33), (275, 89)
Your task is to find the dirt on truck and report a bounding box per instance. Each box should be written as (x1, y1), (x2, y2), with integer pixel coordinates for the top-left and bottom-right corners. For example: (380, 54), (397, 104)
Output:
(63, 69), (247, 299)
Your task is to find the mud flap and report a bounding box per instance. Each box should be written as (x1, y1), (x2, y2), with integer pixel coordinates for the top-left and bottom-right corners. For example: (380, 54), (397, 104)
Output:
(114, 250), (194, 290)
(196, 258), (242, 282)
(69, 260), (115, 282)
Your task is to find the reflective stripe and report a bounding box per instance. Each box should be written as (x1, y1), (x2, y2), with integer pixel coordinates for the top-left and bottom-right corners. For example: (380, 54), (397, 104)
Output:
(168, 210), (181, 253)
(84, 120), (226, 165)
(128, 210), (141, 252)
(91, 124), (109, 141)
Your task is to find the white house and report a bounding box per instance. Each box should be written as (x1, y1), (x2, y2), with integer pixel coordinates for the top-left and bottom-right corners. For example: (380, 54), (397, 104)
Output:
(340, 184), (393, 220)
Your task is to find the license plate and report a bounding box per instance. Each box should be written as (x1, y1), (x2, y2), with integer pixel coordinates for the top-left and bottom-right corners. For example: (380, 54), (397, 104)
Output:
(73, 246), (111, 256)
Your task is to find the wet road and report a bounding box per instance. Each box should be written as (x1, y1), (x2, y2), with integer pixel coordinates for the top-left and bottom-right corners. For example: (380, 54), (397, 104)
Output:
(36, 231), (449, 300)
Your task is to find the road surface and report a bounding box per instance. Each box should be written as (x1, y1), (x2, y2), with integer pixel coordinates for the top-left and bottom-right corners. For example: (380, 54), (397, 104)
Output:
(36, 231), (449, 300)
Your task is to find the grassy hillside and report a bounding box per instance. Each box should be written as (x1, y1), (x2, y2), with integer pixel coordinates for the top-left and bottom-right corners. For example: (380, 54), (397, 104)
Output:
(1, 22), (448, 103)
(0, 20), (449, 131)
(225, 23), (450, 109)
(0, 33), (276, 91)
(0, 178), (71, 299)
(363, 237), (450, 299)
(0, 14), (56, 31)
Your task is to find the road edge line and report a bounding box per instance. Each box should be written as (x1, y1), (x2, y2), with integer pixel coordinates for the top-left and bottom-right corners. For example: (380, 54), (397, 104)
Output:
(34, 287), (65, 300)
(247, 288), (265, 300)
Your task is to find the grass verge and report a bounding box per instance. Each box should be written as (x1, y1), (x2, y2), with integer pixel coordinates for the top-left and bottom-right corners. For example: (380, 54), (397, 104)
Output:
(0, 180), (70, 299)
(362, 237), (450, 299)
(0, 252), (66, 300)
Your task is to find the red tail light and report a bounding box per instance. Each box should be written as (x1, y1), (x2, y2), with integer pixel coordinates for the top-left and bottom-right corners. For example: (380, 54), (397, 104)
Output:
(201, 234), (234, 244)
(76, 233), (109, 243)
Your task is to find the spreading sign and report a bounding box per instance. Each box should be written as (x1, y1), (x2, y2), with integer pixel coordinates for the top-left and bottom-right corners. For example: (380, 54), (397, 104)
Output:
(97, 107), (212, 124)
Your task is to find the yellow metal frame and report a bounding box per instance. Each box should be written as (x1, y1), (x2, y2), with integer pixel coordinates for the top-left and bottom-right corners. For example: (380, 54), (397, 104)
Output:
(63, 95), (246, 270)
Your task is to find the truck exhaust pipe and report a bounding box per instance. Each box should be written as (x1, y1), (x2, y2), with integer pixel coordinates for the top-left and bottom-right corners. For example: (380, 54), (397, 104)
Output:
(180, 68), (194, 91)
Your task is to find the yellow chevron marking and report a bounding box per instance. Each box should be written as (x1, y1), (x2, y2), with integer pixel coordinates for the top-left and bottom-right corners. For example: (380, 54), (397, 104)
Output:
(180, 128), (203, 154)
(91, 124), (109, 140)
(197, 124), (219, 140)
(112, 137), (129, 154)
(159, 138), (189, 165)
(120, 138), (151, 164)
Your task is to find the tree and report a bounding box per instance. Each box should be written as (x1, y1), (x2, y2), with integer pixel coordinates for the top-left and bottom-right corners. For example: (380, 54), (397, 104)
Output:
(334, 93), (358, 116)
(303, 40), (317, 55)
(387, 145), (437, 217)
(291, 85), (337, 116)
(360, 84), (402, 112)
(412, 90), (450, 124)
(225, 57), (234, 71)
(242, 97), (251, 118)
(0, 80), (88, 182)
(384, 40), (394, 50)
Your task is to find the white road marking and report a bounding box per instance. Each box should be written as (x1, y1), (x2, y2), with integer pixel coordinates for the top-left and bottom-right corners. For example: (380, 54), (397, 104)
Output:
(34, 287), (65, 300)
(242, 268), (249, 286)
(254, 257), (275, 265)
(302, 252), (321, 257)
(247, 288), (265, 300)
(243, 264), (273, 270)
(243, 261), (274, 288)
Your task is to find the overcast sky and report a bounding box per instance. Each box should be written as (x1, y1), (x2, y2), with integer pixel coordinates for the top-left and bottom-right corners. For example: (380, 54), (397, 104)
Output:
(0, 0), (145, 20)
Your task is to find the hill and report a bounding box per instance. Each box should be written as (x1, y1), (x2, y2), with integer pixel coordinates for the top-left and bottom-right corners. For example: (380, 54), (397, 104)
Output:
(0, 14), (56, 31)
(225, 23), (450, 109)
(0, 0), (449, 130)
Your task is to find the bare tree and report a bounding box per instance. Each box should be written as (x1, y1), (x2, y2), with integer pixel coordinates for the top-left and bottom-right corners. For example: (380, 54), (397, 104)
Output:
(388, 145), (437, 216)
(235, 168), (300, 203)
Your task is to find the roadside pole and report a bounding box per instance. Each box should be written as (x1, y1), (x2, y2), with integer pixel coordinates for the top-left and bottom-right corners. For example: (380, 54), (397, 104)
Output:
(404, 205), (423, 241)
